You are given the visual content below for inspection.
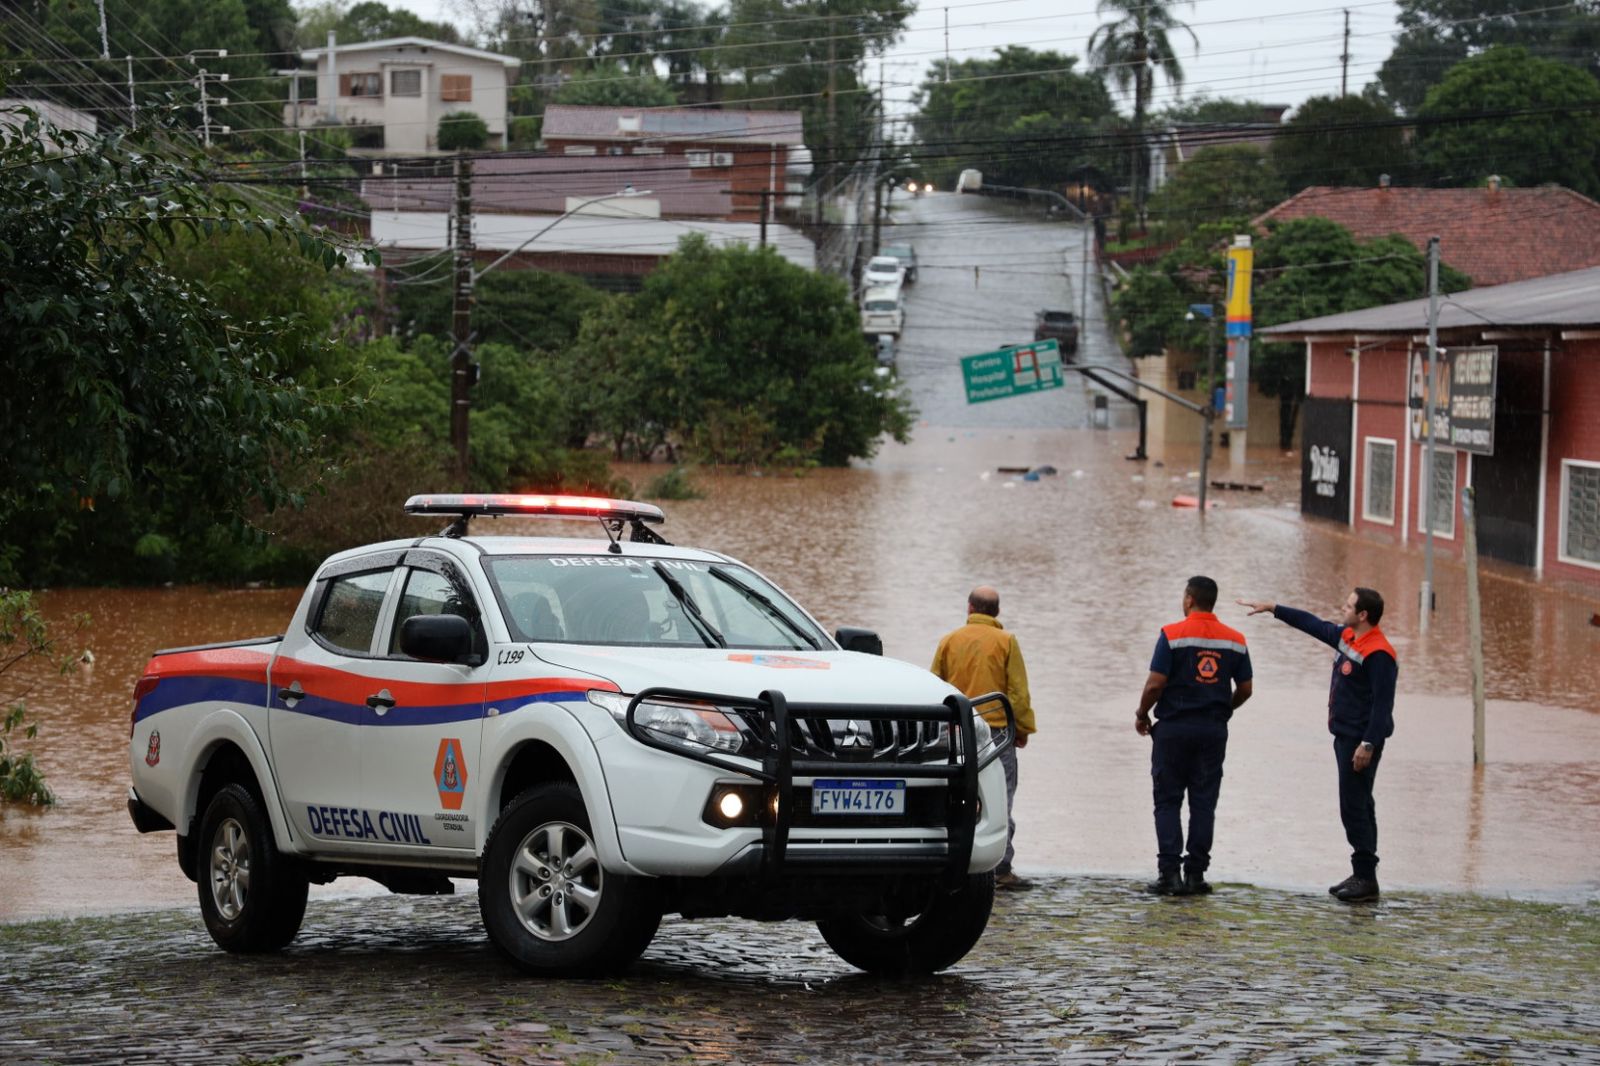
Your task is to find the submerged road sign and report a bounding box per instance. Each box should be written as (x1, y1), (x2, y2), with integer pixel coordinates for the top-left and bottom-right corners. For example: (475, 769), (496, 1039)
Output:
(961, 339), (1064, 404)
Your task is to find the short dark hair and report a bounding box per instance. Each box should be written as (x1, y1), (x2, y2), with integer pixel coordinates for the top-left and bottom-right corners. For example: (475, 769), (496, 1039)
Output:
(968, 587), (999, 617)
(1186, 576), (1218, 611)
(1354, 587), (1384, 625)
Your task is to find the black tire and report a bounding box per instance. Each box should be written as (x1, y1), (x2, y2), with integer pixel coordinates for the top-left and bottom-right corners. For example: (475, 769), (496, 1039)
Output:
(196, 783), (309, 953)
(479, 783), (661, 976)
(817, 872), (995, 976)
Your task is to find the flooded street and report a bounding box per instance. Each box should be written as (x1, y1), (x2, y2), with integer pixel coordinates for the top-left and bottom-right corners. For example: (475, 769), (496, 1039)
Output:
(3, 195), (1598, 921)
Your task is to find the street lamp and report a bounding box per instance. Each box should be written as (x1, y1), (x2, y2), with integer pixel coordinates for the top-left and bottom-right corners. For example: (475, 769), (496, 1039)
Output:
(1186, 304), (1220, 517)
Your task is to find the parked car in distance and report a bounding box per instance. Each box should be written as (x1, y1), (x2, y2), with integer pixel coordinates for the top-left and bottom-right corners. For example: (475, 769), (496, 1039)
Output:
(1033, 309), (1079, 355)
(874, 333), (897, 367)
(861, 286), (903, 337)
(864, 255), (905, 288)
(880, 244), (918, 283)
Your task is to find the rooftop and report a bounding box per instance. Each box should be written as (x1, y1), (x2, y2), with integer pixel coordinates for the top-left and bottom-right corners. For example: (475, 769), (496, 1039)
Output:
(542, 104), (806, 146)
(299, 36), (521, 68)
(1254, 184), (1600, 287)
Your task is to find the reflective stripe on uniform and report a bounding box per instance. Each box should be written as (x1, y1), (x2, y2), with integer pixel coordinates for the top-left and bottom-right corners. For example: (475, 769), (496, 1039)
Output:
(1168, 636), (1249, 655)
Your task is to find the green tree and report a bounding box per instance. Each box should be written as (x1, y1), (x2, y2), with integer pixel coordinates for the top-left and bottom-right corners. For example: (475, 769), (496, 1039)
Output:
(296, 0), (464, 46)
(1415, 46), (1600, 196)
(391, 269), (607, 359)
(1146, 145), (1283, 236)
(1111, 217), (1470, 445)
(0, 107), (371, 586)
(1088, 0), (1197, 220)
(1158, 95), (1277, 124)
(553, 60), (679, 107)
(1377, 0), (1600, 113)
(1272, 94), (1411, 193)
(912, 47), (1118, 190)
(0, 590), (84, 806)
(438, 111), (491, 150)
(565, 236), (912, 465)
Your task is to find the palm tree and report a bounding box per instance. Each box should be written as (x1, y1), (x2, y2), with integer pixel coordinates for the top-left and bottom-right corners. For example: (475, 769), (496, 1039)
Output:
(1088, 0), (1197, 224)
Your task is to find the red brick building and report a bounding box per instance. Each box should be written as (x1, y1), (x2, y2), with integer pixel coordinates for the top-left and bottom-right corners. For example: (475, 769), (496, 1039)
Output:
(1264, 266), (1600, 590)
(540, 104), (806, 223)
(1255, 182), (1600, 286)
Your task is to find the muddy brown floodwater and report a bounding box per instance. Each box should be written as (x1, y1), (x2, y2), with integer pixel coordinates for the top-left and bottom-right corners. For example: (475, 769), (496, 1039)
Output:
(3, 427), (1598, 922)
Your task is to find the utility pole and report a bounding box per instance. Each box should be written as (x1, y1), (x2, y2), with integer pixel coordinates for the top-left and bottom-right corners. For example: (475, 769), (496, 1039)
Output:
(450, 156), (475, 481)
(126, 55), (136, 126)
(1420, 235), (1441, 632)
(944, 8), (950, 80)
(1190, 304), (1219, 519)
(1341, 9), (1351, 96)
(192, 68), (230, 148)
(1078, 184), (1090, 329)
(759, 189), (770, 246)
(95, 0), (109, 59)
(1462, 486), (1487, 764)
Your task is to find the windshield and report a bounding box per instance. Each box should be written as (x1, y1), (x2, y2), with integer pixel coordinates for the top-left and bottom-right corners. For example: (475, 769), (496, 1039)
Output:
(864, 299), (899, 311)
(484, 555), (830, 649)
(868, 259), (899, 272)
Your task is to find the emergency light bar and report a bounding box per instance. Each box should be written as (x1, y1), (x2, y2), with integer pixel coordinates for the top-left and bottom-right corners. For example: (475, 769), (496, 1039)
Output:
(403, 494), (669, 546)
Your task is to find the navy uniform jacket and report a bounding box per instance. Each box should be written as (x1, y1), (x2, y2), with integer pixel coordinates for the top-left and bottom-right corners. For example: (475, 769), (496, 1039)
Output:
(1149, 611), (1253, 721)
(1273, 605), (1398, 744)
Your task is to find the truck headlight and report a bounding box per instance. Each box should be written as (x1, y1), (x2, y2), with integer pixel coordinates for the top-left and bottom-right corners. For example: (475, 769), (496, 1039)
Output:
(589, 691), (750, 756)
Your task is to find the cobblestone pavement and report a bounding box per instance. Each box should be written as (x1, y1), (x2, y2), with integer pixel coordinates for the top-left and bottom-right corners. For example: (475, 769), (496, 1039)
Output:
(3, 877), (1598, 1065)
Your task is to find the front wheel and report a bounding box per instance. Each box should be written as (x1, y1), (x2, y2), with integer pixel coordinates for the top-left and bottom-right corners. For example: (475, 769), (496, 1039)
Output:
(479, 783), (660, 976)
(196, 783), (308, 953)
(817, 872), (995, 976)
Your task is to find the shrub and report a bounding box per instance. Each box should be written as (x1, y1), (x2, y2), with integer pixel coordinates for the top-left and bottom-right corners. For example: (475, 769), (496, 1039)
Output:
(438, 112), (490, 151)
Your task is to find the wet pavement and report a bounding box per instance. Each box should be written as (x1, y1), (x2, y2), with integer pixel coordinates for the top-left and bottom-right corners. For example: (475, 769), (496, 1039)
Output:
(2, 878), (1597, 1064)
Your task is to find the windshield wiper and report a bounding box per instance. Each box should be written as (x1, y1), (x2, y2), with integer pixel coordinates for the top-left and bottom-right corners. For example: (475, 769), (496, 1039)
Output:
(650, 563), (726, 648)
(709, 566), (821, 650)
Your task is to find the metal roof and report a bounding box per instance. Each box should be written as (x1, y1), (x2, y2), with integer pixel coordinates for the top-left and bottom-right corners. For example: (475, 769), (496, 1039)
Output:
(1261, 265), (1600, 338)
(542, 104), (806, 146)
(299, 37), (522, 68)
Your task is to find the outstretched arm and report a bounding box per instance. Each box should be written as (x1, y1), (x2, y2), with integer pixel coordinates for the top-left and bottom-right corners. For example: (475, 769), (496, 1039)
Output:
(1236, 599), (1344, 649)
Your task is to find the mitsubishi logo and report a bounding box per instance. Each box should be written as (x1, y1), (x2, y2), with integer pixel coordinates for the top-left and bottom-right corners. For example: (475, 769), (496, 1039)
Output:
(839, 720), (871, 749)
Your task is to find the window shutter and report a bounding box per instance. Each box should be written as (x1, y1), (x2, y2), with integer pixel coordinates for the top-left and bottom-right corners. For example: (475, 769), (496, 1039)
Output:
(441, 75), (472, 102)
(339, 73), (353, 97)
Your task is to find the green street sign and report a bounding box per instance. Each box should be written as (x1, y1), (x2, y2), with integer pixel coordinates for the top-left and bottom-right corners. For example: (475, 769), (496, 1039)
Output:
(961, 339), (1064, 404)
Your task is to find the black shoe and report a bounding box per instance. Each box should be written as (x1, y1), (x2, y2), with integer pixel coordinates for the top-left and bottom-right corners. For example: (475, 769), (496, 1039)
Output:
(995, 870), (1032, 891)
(1328, 875), (1360, 897)
(1146, 871), (1184, 896)
(1332, 877), (1380, 903)
(1183, 871), (1213, 896)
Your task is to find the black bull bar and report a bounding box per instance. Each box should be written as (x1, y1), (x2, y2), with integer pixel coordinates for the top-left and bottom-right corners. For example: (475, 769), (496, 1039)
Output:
(624, 687), (1015, 879)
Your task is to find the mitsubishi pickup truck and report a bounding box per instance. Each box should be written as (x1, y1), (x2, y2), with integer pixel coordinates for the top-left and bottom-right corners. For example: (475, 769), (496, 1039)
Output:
(128, 494), (1013, 977)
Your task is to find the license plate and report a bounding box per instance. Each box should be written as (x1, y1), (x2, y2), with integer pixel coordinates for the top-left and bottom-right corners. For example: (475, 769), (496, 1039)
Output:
(811, 779), (906, 815)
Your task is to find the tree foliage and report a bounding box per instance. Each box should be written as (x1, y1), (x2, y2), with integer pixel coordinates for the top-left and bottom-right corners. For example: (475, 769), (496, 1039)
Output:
(552, 60), (679, 107)
(0, 107), (372, 585)
(1111, 217), (1471, 444)
(295, 0), (463, 46)
(0, 590), (87, 806)
(1146, 145), (1283, 235)
(563, 236), (912, 466)
(1272, 94), (1411, 194)
(1377, 0), (1600, 113)
(912, 48), (1119, 190)
(438, 111), (491, 151)
(1415, 45), (1600, 196)
(1088, 0), (1197, 216)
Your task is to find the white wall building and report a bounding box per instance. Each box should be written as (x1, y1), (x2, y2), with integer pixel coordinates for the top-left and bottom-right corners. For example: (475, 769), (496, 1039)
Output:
(290, 37), (519, 155)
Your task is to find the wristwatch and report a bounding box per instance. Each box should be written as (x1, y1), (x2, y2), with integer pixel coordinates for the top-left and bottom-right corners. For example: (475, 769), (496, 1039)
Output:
(1359, 741), (1374, 752)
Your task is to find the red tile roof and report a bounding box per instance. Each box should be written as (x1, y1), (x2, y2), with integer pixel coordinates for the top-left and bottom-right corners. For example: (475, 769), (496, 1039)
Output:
(1253, 185), (1600, 287)
(542, 104), (806, 146)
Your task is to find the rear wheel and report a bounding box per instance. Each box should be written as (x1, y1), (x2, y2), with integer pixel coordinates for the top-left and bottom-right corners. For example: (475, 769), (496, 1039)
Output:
(196, 783), (308, 953)
(479, 783), (660, 976)
(817, 872), (995, 976)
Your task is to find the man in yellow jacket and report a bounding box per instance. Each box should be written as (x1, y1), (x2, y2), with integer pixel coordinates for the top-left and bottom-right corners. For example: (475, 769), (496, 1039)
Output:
(931, 585), (1037, 889)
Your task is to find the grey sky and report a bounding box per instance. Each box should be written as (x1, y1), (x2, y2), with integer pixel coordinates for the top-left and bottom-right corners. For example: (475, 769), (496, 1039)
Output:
(366, 0), (1403, 116)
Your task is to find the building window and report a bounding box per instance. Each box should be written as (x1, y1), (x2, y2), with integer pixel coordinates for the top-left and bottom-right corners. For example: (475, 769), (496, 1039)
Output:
(563, 144), (597, 155)
(606, 146), (623, 156)
(1363, 438), (1396, 524)
(631, 145), (663, 155)
(1560, 459), (1600, 568)
(1176, 369), (1197, 391)
(685, 149), (711, 167)
(340, 72), (382, 97)
(1417, 447), (1456, 539)
(441, 74), (472, 102)
(391, 69), (421, 96)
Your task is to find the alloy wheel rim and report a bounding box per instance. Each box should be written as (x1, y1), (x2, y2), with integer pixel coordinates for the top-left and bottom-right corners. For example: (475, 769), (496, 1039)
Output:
(209, 816), (251, 921)
(508, 820), (602, 942)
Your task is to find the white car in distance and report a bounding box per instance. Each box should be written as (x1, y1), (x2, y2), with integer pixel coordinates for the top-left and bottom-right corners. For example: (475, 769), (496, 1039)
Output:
(864, 255), (906, 288)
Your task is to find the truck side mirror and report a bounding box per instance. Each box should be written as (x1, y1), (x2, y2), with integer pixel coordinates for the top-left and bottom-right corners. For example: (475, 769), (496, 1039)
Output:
(834, 627), (883, 655)
(400, 614), (474, 663)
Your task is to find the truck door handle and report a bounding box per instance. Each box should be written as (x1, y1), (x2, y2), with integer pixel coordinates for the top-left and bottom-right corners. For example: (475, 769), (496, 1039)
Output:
(366, 689), (396, 715)
(277, 681), (305, 707)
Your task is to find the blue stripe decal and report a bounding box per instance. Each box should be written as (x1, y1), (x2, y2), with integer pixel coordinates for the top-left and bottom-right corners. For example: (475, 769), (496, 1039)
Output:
(134, 676), (586, 726)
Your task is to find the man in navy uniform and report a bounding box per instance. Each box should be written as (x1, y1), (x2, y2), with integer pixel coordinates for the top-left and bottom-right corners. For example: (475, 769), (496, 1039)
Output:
(1239, 588), (1397, 903)
(1135, 576), (1254, 896)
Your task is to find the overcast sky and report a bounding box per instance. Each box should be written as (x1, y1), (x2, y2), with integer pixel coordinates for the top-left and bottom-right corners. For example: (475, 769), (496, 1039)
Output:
(369, 0), (1403, 117)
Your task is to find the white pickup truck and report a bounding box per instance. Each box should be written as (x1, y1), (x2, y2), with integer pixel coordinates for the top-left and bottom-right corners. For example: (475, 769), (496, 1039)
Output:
(128, 494), (1013, 976)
